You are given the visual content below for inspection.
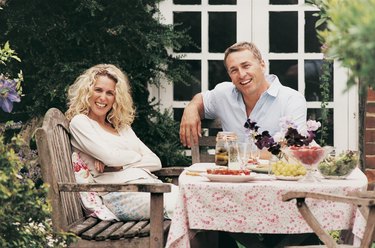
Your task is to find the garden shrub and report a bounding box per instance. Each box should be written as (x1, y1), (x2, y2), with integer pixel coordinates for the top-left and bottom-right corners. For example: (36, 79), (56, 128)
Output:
(0, 135), (76, 247)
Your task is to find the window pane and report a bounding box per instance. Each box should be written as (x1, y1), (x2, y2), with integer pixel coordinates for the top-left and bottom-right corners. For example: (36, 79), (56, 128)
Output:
(209, 0), (236, 4)
(208, 60), (231, 90)
(209, 12), (236, 53)
(305, 11), (325, 53)
(173, 60), (201, 101)
(307, 108), (334, 146)
(269, 60), (298, 90)
(174, 0), (201, 4)
(270, 0), (298, 4)
(269, 12), (298, 53)
(174, 12), (201, 53)
(173, 108), (184, 122)
(304, 60), (333, 101)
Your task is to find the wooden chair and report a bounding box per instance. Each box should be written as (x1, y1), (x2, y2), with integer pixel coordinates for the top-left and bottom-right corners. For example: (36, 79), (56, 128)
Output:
(190, 119), (222, 164)
(35, 108), (181, 248)
(282, 191), (375, 248)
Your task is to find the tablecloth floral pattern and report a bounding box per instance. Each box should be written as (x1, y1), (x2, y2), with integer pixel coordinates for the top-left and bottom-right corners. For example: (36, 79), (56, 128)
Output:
(166, 167), (367, 248)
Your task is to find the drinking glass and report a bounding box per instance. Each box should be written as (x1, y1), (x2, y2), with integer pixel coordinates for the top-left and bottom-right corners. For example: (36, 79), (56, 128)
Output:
(237, 142), (252, 169)
(250, 144), (260, 164)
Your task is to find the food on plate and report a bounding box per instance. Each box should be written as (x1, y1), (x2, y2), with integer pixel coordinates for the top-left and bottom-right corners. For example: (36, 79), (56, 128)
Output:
(186, 171), (201, 176)
(289, 146), (325, 165)
(272, 160), (306, 177)
(206, 168), (251, 176)
(318, 150), (357, 178)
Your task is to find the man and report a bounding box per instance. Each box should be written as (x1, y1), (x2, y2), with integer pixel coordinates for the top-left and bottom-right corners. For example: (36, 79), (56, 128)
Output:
(180, 41), (307, 147)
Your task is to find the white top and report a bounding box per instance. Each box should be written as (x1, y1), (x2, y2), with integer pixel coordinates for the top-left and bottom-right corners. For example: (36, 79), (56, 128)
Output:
(203, 74), (307, 137)
(69, 114), (161, 184)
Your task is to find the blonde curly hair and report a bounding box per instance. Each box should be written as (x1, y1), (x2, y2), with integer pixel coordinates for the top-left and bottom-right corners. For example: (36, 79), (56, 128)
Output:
(65, 64), (135, 130)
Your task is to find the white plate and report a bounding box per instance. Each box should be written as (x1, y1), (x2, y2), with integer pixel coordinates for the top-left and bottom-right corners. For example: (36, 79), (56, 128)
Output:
(204, 174), (256, 183)
(275, 175), (304, 181)
(247, 163), (271, 174)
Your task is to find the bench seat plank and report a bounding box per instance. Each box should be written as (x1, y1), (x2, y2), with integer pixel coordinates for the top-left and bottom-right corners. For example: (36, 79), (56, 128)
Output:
(139, 220), (171, 238)
(124, 220), (149, 238)
(109, 221), (136, 240)
(95, 222), (124, 241)
(81, 220), (113, 240)
(69, 217), (99, 235)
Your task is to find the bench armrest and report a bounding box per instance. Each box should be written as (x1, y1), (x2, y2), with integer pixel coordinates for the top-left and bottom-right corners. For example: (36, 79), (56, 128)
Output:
(58, 182), (172, 193)
(154, 166), (185, 177)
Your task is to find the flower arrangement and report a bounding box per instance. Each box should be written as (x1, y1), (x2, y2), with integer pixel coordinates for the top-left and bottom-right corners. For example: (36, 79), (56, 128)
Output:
(244, 116), (321, 157)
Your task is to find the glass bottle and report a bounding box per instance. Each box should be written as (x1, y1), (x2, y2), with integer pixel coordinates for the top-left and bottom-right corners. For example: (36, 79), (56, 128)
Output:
(227, 134), (240, 169)
(215, 132), (238, 167)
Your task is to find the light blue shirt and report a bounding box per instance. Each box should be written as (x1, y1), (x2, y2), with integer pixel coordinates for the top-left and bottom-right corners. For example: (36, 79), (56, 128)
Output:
(202, 74), (307, 138)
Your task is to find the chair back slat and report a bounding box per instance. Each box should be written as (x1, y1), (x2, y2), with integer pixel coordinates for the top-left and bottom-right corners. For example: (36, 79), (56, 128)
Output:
(35, 108), (84, 231)
(191, 119), (222, 164)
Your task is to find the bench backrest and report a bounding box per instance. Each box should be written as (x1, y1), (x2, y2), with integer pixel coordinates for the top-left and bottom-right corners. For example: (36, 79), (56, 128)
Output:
(35, 108), (84, 231)
(191, 119), (222, 164)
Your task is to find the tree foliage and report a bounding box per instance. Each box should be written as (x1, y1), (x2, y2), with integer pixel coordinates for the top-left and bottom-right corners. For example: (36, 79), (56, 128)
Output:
(308, 0), (375, 90)
(0, 0), (192, 166)
(307, 0), (375, 170)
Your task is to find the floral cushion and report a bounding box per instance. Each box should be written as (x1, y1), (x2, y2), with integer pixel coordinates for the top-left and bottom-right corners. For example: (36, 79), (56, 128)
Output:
(72, 152), (119, 221)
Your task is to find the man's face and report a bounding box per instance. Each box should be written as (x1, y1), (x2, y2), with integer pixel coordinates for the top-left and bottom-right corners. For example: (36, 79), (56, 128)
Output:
(225, 49), (267, 96)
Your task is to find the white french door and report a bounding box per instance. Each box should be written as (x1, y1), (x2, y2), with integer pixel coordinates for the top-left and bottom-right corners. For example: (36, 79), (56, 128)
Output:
(153, 0), (358, 153)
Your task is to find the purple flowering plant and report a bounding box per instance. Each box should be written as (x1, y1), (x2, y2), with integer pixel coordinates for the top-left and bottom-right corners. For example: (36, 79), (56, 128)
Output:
(0, 74), (21, 113)
(0, 41), (23, 113)
(244, 117), (321, 157)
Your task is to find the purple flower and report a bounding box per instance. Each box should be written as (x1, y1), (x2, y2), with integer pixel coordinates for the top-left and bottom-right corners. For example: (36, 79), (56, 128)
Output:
(306, 120), (321, 132)
(244, 119), (259, 132)
(244, 117), (319, 157)
(0, 75), (20, 113)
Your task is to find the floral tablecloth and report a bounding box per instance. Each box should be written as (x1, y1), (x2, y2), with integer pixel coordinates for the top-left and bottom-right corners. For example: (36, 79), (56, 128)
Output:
(166, 166), (368, 248)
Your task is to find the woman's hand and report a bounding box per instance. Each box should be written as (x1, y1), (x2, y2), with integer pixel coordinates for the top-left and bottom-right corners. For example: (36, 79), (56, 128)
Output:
(94, 160), (105, 173)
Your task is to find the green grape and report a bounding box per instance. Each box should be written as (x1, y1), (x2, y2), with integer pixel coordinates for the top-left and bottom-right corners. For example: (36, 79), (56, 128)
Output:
(271, 160), (306, 176)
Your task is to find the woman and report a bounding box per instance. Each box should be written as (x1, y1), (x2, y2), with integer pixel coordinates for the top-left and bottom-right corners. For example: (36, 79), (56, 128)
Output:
(66, 64), (177, 221)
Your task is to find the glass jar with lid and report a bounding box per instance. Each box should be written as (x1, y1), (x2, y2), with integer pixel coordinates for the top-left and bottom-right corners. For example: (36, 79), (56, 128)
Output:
(215, 132), (238, 167)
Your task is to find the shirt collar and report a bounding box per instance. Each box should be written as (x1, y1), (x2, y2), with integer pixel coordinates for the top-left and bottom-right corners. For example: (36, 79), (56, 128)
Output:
(265, 74), (281, 97)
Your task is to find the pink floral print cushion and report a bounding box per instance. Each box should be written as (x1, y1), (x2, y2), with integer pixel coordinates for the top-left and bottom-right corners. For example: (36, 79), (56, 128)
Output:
(72, 152), (119, 221)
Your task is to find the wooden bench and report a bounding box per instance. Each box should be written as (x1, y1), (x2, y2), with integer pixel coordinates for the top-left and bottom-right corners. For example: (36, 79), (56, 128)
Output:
(35, 108), (182, 248)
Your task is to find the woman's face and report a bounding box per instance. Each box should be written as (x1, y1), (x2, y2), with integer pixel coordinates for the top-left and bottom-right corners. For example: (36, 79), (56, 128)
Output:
(87, 75), (116, 122)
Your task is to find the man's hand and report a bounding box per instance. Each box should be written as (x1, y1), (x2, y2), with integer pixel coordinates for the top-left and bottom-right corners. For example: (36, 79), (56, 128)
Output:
(179, 93), (205, 147)
(180, 106), (202, 147)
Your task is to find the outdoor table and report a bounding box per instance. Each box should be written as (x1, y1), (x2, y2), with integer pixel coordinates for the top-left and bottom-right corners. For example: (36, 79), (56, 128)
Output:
(166, 165), (368, 248)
